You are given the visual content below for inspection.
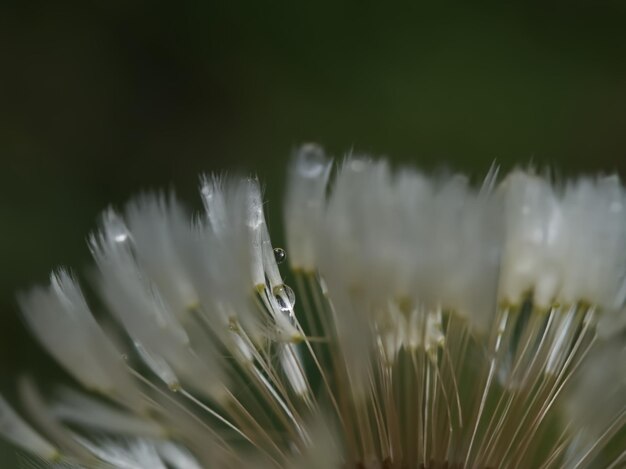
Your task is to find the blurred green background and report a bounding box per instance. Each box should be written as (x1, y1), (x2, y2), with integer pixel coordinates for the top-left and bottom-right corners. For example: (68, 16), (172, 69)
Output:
(1, 0), (626, 464)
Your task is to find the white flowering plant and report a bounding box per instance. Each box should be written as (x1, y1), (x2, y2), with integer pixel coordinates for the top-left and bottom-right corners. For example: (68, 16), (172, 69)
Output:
(1, 145), (625, 468)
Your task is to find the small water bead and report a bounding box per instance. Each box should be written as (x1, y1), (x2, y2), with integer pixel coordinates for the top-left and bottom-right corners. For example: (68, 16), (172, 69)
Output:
(273, 284), (296, 313)
(114, 233), (129, 243)
(273, 247), (287, 264)
(296, 143), (327, 178)
(103, 210), (131, 244)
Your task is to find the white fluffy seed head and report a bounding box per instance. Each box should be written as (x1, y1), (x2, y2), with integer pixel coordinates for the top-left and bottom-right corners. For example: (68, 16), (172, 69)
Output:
(6, 147), (626, 469)
(50, 388), (164, 438)
(18, 270), (133, 398)
(74, 436), (168, 469)
(499, 170), (563, 308)
(311, 156), (504, 339)
(284, 143), (333, 273)
(558, 176), (626, 309)
(90, 208), (227, 400)
(125, 193), (199, 315)
(500, 171), (626, 310)
(0, 396), (58, 461)
(563, 337), (626, 466)
(200, 174), (301, 343)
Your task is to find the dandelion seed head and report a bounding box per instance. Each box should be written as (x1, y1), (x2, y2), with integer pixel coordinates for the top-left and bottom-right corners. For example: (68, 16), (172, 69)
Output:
(2, 145), (626, 468)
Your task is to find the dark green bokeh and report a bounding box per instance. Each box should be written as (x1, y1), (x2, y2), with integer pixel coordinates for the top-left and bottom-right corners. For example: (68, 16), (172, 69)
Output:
(1, 1), (626, 464)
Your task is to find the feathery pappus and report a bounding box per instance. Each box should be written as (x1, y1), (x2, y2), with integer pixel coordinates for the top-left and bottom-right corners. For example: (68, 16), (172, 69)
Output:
(1, 144), (626, 468)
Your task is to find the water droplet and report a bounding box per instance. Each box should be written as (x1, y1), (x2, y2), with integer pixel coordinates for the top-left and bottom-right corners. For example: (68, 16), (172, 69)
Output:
(114, 233), (129, 243)
(110, 223), (130, 243)
(273, 247), (286, 264)
(274, 295), (288, 312)
(274, 284), (296, 313)
(104, 210), (131, 244)
(297, 143), (327, 178)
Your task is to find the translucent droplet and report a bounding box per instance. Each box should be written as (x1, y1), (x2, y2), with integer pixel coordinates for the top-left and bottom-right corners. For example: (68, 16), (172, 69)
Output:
(296, 143), (327, 178)
(114, 233), (129, 243)
(274, 284), (296, 313)
(273, 247), (286, 264)
(105, 212), (130, 244)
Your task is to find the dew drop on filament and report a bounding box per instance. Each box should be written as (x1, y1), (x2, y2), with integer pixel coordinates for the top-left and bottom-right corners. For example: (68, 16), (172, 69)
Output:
(297, 143), (327, 178)
(103, 210), (131, 244)
(114, 233), (129, 243)
(273, 247), (287, 264)
(274, 284), (296, 315)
